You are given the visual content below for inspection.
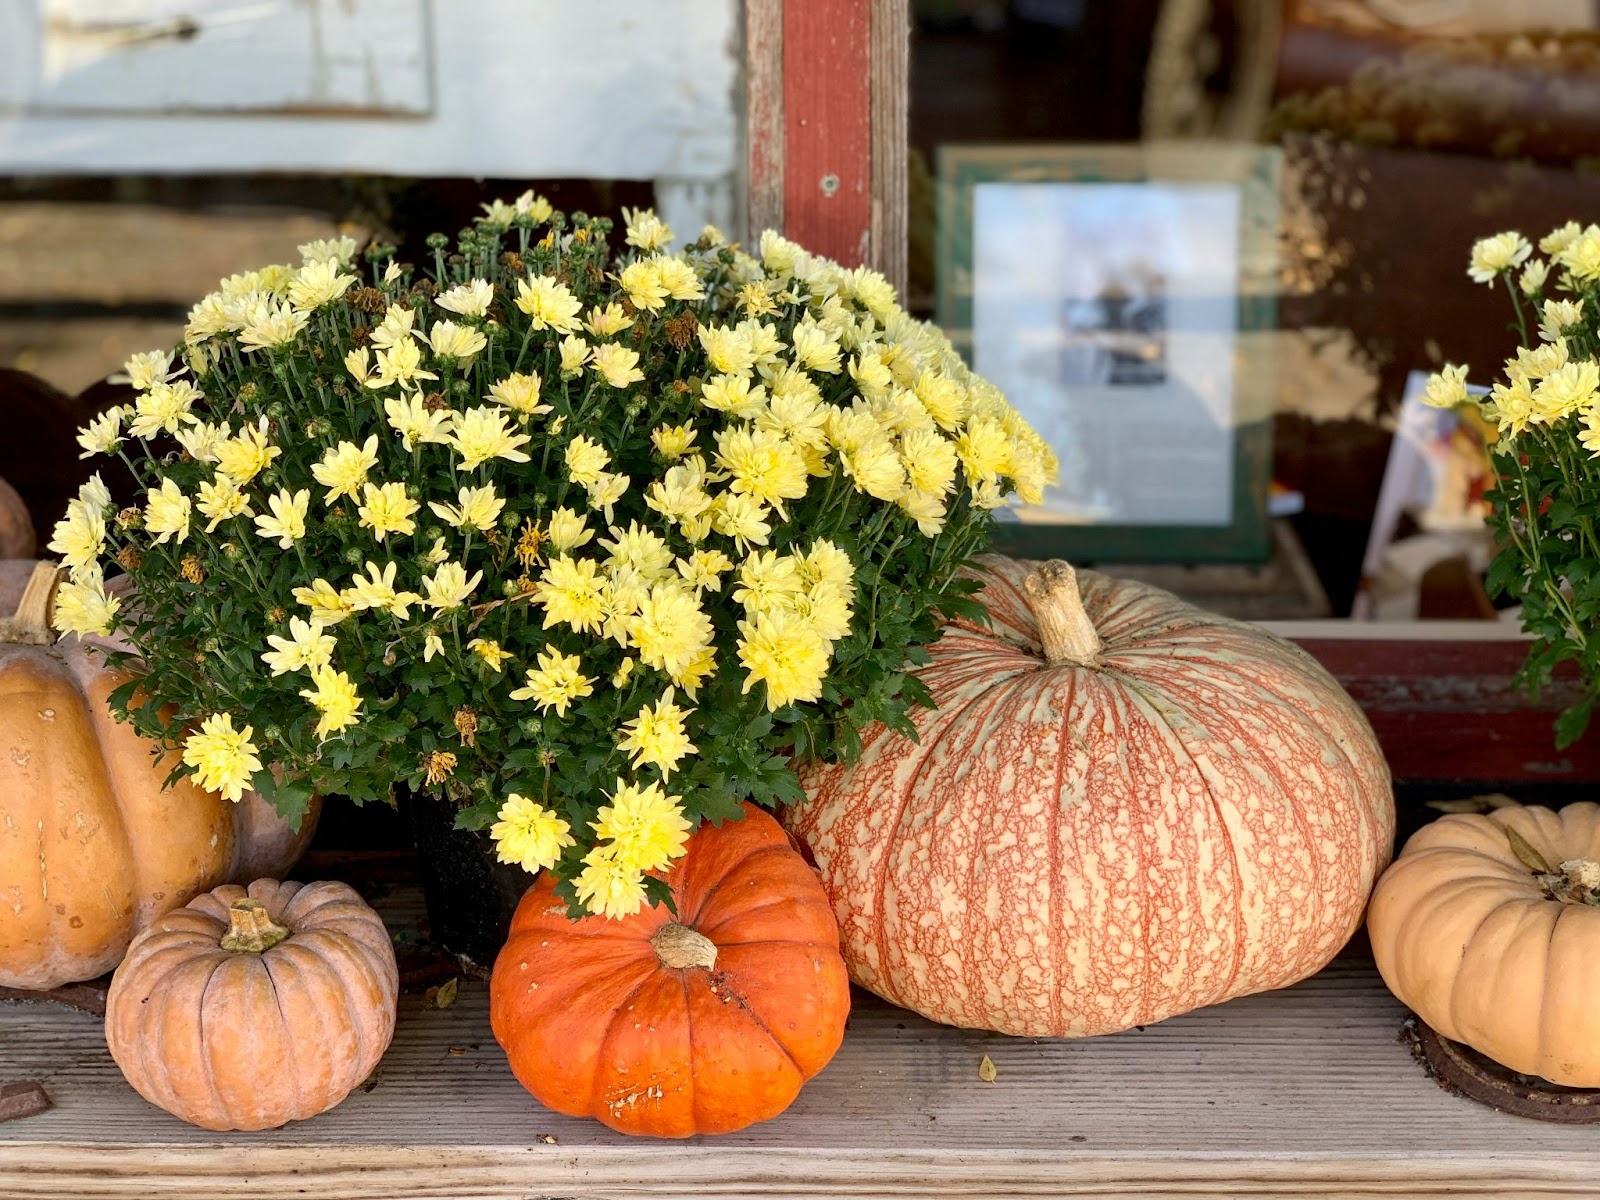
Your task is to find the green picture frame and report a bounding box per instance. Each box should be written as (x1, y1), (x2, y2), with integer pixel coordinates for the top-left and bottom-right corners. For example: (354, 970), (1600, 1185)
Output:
(936, 142), (1281, 563)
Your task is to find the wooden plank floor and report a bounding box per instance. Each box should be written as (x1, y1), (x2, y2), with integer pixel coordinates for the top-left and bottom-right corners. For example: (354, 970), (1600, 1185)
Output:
(4, 947), (1600, 1199)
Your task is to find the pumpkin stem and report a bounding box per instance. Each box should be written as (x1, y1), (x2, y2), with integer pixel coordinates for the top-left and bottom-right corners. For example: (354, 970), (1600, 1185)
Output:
(219, 899), (292, 954)
(651, 922), (717, 971)
(0, 561), (61, 647)
(1025, 560), (1103, 668)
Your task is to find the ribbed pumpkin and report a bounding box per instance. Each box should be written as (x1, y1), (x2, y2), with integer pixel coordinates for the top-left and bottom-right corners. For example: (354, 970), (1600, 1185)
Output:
(490, 803), (850, 1137)
(0, 476), (35, 559)
(788, 555), (1395, 1037)
(1368, 802), (1600, 1086)
(0, 562), (318, 989)
(106, 878), (398, 1130)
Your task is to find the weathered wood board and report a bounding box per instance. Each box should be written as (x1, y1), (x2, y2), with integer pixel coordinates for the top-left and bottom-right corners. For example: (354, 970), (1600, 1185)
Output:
(4, 953), (1600, 1198)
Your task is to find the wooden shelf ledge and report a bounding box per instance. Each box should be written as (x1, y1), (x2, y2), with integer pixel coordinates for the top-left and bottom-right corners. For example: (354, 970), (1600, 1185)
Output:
(6, 954), (1600, 1199)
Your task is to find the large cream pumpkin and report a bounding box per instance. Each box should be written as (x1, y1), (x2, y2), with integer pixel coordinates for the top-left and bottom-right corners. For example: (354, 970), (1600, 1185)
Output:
(0, 562), (318, 990)
(1368, 802), (1600, 1086)
(788, 555), (1395, 1037)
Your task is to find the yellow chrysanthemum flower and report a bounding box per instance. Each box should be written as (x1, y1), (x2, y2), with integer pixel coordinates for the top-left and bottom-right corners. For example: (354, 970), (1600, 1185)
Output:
(343, 560), (423, 620)
(732, 549), (803, 613)
(533, 554), (608, 634)
(357, 482), (420, 542)
(299, 666), (364, 740)
(790, 318), (843, 374)
(737, 608), (831, 710)
(435, 279), (495, 319)
(115, 349), (178, 391)
(675, 548), (733, 594)
(128, 380), (201, 440)
(173, 419), (225, 464)
(444, 406), (531, 470)
(651, 423), (698, 460)
(514, 274), (583, 333)
(715, 426), (809, 516)
(261, 617), (337, 677)
(294, 578), (356, 627)
(491, 794), (575, 874)
(585, 302), (634, 337)
(700, 373), (767, 418)
(563, 435), (610, 488)
(573, 844), (647, 920)
(1467, 232), (1533, 284)
(370, 304), (416, 350)
(1534, 360), (1600, 422)
(598, 521), (675, 583)
(48, 502), (106, 571)
(181, 714), (263, 803)
(617, 690), (696, 780)
(288, 258), (357, 311)
(509, 648), (596, 716)
(196, 476), (253, 533)
(468, 637), (513, 671)
(384, 393), (455, 450)
(429, 483), (504, 531)
(585, 472), (630, 524)
(368, 338), (440, 392)
(428, 319), (488, 362)
(1422, 365), (1470, 410)
(311, 436), (379, 504)
(558, 334), (592, 377)
(710, 492), (771, 552)
(422, 561), (482, 611)
(1559, 227), (1600, 283)
(626, 583), (714, 682)
(899, 427), (960, 497)
(215, 419), (282, 486)
(486, 371), (551, 420)
(144, 478), (192, 545)
(590, 342), (646, 389)
(545, 507), (593, 552)
(76, 406), (126, 458)
(239, 300), (310, 351)
(52, 568), (119, 638)
(622, 207), (675, 252)
(955, 415), (1012, 484)
(841, 437), (907, 502)
(592, 778), (692, 875)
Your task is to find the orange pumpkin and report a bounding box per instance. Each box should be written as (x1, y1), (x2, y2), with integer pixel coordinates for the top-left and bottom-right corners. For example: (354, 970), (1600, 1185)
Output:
(490, 803), (850, 1137)
(0, 562), (318, 990)
(106, 878), (398, 1130)
(788, 555), (1395, 1037)
(1368, 802), (1600, 1086)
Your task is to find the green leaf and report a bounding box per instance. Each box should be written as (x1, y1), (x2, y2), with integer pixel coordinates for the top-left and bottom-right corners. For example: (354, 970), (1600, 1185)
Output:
(1555, 695), (1596, 750)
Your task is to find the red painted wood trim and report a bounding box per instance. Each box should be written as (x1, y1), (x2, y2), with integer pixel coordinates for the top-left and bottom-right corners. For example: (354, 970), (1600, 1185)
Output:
(1290, 637), (1600, 784)
(782, 0), (873, 266)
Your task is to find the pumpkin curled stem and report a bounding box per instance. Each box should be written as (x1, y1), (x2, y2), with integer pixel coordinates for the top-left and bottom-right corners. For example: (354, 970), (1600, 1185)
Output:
(219, 899), (292, 954)
(0, 560), (61, 647)
(651, 921), (717, 971)
(1025, 560), (1103, 669)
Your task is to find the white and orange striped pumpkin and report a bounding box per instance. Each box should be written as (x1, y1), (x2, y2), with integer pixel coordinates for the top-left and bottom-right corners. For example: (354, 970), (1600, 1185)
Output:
(788, 555), (1395, 1037)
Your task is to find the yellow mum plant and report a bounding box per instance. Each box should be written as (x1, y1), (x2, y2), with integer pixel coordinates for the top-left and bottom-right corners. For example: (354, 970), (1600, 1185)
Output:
(57, 196), (1056, 917)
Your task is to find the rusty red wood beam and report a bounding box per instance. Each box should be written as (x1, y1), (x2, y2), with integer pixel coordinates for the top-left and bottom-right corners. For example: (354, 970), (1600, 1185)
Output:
(743, 0), (908, 291)
(1290, 636), (1599, 784)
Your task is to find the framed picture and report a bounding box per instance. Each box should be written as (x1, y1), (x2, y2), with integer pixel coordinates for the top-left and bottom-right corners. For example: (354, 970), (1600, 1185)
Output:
(936, 142), (1280, 562)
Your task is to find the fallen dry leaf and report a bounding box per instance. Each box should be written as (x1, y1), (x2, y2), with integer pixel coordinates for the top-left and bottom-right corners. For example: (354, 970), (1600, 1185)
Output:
(978, 1054), (997, 1084)
(433, 977), (459, 1010)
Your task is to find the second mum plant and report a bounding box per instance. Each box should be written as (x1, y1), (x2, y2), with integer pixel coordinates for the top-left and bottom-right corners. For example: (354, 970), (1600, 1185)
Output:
(56, 196), (1055, 956)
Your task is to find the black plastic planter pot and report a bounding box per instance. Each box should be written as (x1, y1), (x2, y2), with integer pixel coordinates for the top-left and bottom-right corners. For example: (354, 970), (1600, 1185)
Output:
(404, 788), (530, 973)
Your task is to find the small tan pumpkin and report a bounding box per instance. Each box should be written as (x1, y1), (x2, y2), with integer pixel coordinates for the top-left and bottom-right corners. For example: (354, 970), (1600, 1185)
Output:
(106, 878), (398, 1130)
(789, 555), (1395, 1037)
(0, 476), (35, 559)
(0, 562), (318, 989)
(1368, 802), (1600, 1086)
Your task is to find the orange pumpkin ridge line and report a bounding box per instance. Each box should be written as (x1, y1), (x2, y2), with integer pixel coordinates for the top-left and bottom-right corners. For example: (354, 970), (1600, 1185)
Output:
(674, 841), (792, 930)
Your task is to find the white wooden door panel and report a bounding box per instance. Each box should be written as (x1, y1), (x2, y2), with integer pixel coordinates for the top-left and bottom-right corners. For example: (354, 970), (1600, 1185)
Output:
(29, 0), (432, 115)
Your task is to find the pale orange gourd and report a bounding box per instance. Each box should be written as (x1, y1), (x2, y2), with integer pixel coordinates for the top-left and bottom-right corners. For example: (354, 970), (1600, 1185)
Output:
(788, 555), (1396, 1037)
(105, 878), (398, 1130)
(0, 562), (318, 989)
(1368, 801), (1600, 1086)
(489, 803), (850, 1137)
(0, 477), (35, 559)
